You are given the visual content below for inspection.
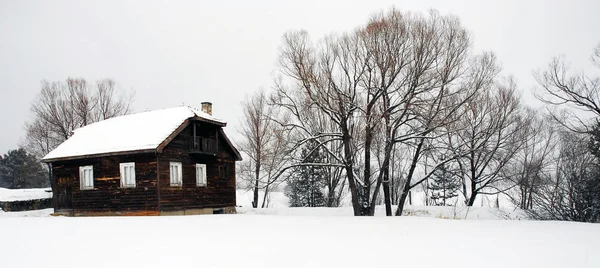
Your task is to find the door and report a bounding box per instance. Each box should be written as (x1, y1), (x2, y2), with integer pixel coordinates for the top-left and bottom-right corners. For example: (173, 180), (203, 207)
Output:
(55, 176), (73, 210)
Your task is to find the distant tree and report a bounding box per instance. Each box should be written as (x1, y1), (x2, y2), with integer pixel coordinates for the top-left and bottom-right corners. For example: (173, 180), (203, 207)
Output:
(23, 78), (133, 159)
(528, 129), (600, 222)
(0, 148), (48, 189)
(428, 157), (460, 206)
(238, 89), (293, 208)
(507, 111), (558, 210)
(284, 143), (327, 207)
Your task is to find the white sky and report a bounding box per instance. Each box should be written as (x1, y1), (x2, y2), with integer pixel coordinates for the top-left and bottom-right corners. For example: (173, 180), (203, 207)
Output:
(0, 0), (598, 154)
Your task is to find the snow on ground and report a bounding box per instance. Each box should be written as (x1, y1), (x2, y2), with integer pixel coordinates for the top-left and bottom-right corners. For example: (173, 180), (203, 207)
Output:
(1, 190), (596, 268)
(0, 211), (598, 268)
(0, 187), (52, 202)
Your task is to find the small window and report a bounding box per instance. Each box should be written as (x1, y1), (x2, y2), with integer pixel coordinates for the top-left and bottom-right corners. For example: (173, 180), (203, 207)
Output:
(196, 164), (207, 187)
(170, 162), (182, 186)
(79, 165), (94, 190)
(120, 162), (136, 188)
(219, 165), (228, 180)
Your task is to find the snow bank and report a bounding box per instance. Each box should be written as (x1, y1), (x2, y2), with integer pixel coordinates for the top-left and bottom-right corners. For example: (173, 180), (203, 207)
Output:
(237, 204), (526, 220)
(0, 208), (53, 217)
(235, 190), (524, 219)
(0, 187), (52, 202)
(0, 214), (598, 268)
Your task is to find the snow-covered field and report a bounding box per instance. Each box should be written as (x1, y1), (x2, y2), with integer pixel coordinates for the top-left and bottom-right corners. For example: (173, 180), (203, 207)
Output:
(1, 210), (599, 268)
(1, 190), (598, 268)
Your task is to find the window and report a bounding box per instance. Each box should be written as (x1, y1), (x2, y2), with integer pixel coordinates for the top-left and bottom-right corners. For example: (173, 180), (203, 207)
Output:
(170, 162), (182, 186)
(120, 162), (136, 188)
(219, 165), (228, 180)
(196, 164), (207, 187)
(79, 165), (94, 190)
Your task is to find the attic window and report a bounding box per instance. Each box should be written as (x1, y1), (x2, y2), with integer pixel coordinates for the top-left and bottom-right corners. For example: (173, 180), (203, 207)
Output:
(219, 165), (229, 180)
(120, 162), (136, 188)
(79, 165), (94, 190)
(170, 162), (182, 186)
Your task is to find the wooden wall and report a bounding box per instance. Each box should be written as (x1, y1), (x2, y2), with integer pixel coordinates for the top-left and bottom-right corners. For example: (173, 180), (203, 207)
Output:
(158, 121), (236, 211)
(51, 153), (159, 214)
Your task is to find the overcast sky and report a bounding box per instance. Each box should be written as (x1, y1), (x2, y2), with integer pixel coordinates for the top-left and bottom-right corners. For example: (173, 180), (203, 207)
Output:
(0, 0), (598, 155)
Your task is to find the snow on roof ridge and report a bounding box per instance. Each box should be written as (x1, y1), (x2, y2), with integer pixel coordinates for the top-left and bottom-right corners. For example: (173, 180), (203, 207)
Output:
(71, 106), (224, 133)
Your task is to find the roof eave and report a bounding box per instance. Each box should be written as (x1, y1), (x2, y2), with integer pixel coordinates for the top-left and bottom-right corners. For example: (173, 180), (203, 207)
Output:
(41, 149), (157, 163)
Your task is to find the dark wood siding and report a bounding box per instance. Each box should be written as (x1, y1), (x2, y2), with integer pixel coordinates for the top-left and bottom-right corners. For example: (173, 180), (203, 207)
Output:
(51, 153), (158, 214)
(158, 121), (236, 211)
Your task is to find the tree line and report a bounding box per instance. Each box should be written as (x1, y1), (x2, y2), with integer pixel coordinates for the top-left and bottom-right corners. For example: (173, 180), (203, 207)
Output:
(0, 78), (132, 189)
(236, 8), (600, 222)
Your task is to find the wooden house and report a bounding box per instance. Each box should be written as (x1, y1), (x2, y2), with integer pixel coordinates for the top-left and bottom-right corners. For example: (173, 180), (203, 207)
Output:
(41, 103), (241, 216)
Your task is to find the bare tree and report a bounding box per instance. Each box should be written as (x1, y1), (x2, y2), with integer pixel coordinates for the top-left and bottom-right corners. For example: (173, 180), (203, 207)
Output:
(276, 26), (372, 214)
(23, 78), (133, 159)
(94, 79), (133, 121)
(277, 9), (487, 216)
(270, 80), (348, 207)
(506, 110), (558, 209)
(534, 43), (600, 132)
(238, 90), (302, 208)
(450, 77), (530, 206)
(238, 90), (277, 208)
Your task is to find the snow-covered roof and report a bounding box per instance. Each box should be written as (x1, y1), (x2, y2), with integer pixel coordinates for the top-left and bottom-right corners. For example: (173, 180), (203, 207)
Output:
(42, 106), (226, 162)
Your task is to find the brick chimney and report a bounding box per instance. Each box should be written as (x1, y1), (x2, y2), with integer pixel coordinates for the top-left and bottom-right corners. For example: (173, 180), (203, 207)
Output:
(201, 102), (213, 115)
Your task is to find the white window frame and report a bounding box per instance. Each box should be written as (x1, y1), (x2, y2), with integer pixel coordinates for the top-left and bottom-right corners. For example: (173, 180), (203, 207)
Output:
(196, 164), (207, 187)
(120, 162), (136, 188)
(79, 165), (94, 190)
(170, 162), (183, 186)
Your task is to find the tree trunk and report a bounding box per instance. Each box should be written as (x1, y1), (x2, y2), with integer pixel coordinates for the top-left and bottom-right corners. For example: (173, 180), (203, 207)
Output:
(467, 153), (477, 206)
(381, 142), (393, 216)
(261, 184), (270, 208)
(467, 190), (477, 206)
(363, 107), (373, 214)
(395, 189), (408, 216)
(252, 160), (260, 208)
(326, 180), (335, 207)
(341, 122), (364, 216)
(383, 177), (392, 216)
(394, 139), (425, 216)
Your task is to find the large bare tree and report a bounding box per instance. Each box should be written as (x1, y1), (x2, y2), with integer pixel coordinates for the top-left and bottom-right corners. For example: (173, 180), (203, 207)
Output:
(23, 78), (133, 158)
(277, 9), (490, 216)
